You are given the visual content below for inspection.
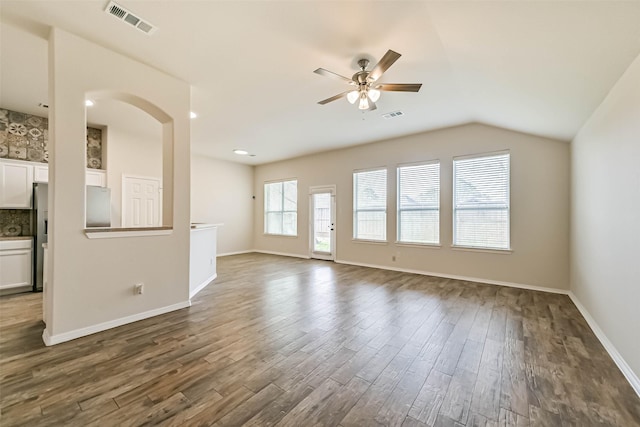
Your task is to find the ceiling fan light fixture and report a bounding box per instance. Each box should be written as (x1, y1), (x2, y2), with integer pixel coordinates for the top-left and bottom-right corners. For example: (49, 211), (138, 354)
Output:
(358, 93), (370, 110)
(368, 88), (381, 102)
(347, 90), (359, 104)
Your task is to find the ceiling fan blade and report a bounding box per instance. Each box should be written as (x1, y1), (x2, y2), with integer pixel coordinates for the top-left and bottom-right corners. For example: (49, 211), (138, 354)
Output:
(314, 68), (355, 85)
(318, 91), (351, 105)
(367, 50), (401, 82)
(375, 83), (422, 92)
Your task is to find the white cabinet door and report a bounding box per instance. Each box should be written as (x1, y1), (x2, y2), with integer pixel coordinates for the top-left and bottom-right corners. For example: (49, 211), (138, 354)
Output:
(0, 240), (33, 290)
(86, 169), (106, 187)
(34, 164), (49, 183)
(0, 160), (33, 208)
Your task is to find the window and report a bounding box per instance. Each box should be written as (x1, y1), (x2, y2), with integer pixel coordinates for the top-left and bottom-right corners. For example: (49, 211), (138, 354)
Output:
(264, 179), (297, 236)
(397, 162), (440, 245)
(353, 168), (387, 241)
(453, 152), (510, 250)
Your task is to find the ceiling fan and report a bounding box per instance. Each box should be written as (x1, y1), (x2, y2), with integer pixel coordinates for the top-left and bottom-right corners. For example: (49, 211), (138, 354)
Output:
(314, 49), (422, 111)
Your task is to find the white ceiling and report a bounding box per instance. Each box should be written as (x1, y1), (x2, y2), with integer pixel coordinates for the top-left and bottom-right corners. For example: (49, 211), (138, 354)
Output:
(1, 1), (640, 165)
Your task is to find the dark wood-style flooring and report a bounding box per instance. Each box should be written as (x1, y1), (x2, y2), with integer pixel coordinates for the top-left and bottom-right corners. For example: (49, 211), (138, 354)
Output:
(1, 253), (639, 426)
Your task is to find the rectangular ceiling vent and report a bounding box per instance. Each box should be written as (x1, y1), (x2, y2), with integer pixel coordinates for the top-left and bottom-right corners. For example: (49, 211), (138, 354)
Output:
(381, 111), (404, 119)
(104, 1), (157, 35)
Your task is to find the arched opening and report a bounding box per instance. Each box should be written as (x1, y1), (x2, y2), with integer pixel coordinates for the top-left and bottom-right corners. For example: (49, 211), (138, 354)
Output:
(84, 91), (174, 229)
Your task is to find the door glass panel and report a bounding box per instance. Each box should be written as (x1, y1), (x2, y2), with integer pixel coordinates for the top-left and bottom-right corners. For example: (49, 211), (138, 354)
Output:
(313, 193), (331, 253)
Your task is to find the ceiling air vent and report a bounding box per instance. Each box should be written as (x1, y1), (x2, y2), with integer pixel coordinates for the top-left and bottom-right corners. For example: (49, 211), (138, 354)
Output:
(381, 111), (404, 119)
(104, 1), (157, 35)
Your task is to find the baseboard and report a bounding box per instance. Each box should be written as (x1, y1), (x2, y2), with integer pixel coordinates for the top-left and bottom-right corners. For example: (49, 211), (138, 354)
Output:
(254, 250), (310, 259)
(42, 300), (192, 346)
(217, 250), (254, 257)
(189, 273), (217, 300)
(568, 292), (640, 397)
(333, 259), (569, 295)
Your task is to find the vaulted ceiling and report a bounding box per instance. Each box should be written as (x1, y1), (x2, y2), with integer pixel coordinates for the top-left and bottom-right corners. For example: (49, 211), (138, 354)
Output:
(1, 1), (640, 165)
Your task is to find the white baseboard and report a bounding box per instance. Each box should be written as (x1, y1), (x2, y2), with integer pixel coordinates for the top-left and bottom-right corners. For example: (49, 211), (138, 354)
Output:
(189, 273), (217, 300)
(334, 259), (569, 295)
(217, 250), (254, 257)
(254, 250), (310, 259)
(42, 300), (191, 346)
(568, 292), (640, 397)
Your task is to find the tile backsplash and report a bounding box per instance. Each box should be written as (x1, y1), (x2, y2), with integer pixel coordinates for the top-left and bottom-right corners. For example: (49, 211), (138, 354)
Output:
(0, 108), (103, 169)
(0, 209), (31, 237)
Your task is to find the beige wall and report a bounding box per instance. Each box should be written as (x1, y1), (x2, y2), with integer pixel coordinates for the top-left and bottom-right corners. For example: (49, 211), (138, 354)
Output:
(254, 123), (570, 290)
(191, 155), (254, 255)
(103, 115), (163, 228)
(571, 54), (640, 378)
(46, 28), (191, 340)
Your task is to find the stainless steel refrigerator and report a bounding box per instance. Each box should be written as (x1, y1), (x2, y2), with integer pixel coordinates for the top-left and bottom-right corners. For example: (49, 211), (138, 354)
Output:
(32, 182), (48, 292)
(86, 186), (112, 228)
(32, 184), (111, 291)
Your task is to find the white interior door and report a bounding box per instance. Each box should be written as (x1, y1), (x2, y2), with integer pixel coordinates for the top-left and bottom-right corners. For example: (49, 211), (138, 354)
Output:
(123, 175), (162, 227)
(309, 186), (336, 260)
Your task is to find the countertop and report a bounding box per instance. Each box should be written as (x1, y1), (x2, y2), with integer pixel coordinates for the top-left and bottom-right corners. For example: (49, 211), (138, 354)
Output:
(0, 236), (33, 241)
(190, 223), (223, 230)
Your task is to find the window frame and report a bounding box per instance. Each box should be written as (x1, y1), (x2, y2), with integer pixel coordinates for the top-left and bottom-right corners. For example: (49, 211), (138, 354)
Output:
(264, 178), (298, 237)
(353, 167), (388, 243)
(452, 150), (511, 252)
(396, 160), (441, 246)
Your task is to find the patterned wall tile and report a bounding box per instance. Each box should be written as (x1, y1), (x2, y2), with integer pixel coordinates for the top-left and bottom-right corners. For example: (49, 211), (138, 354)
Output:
(0, 108), (103, 169)
(0, 209), (31, 237)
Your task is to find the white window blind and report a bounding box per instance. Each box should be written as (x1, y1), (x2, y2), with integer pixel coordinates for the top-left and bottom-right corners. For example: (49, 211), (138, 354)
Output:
(264, 179), (297, 236)
(353, 168), (387, 241)
(397, 162), (440, 244)
(453, 152), (510, 250)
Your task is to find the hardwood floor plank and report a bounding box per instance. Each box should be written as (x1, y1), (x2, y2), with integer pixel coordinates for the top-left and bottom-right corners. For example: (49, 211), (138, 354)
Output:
(213, 383), (283, 427)
(409, 368), (452, 425)
(439, 367), (476, 424)
(1, 253), (638, 426)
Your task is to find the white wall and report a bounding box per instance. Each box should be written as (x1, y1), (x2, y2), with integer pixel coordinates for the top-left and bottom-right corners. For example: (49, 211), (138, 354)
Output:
(571, 54), (640, 381)
(254, 123), (570, 290)
(46, 28), (191, 341)
(191, 154), (254, 255)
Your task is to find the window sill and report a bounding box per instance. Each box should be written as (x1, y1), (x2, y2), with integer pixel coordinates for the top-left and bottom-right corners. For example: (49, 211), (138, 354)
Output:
(264, 233), (298, 238)
(85, 227), (173, 239)
(352, 239), (388, 245)
(451, 245), (512, 254)
(395, 241), (442, 249)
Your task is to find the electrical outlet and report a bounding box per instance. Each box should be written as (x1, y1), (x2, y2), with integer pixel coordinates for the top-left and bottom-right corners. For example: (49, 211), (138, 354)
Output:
(210, 257), (214, 265)
(134, 283), (144, 295)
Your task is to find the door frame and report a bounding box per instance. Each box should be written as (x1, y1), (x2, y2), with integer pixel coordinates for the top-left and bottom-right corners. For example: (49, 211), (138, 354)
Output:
(309, 185), (336, 261)
(122, 174), (163, 227)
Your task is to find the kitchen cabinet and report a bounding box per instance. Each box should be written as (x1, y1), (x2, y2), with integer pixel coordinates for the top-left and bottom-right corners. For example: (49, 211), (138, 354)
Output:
(34, 164), (49, 183)
(0, 159), (107, 208)
(86, 169), (106, 187)
(0, 160), (33, 208)
(0, 238), (33, 291)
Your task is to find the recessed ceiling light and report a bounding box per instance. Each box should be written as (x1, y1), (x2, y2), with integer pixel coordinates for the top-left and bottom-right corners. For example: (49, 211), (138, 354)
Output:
(233, 149), (249, 155)
(190, 111), (197, 119)
(85, 100), (94, 107)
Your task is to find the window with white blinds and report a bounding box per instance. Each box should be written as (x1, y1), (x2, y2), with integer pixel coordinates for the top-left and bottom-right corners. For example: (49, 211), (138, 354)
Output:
(453, 152), (510, 250)
(264, 179), (297, 236)
(353, 168), (387, 241)
(397, 162), (440, 245)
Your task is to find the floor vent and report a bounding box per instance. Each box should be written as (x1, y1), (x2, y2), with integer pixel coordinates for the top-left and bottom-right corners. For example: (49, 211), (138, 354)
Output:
(104, 1), (157, 35)
(381, 111), (404, 119)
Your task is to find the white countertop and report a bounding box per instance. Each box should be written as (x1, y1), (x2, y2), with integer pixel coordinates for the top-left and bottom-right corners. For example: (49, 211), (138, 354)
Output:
(190, 223), (223, 230)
